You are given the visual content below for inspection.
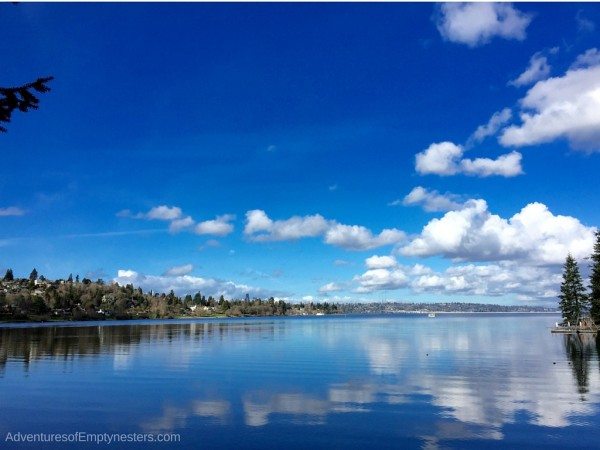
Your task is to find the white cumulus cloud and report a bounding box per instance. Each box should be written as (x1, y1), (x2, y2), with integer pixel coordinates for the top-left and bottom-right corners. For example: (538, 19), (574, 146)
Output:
(399, 186), (464, 212)
(169, 216), (195, 233)
(354, 267), (409, 293)
(365, 255), (398, 270)
(146, 205), (182, 221)
(324, 224), (405, 251)
(415, 142), (523, 177)
(501, 53), (600, 152)
(436, 3), (531, 47)
(410, 262), (562, 299)
(195, 214), (235, 236)
(244, 210), (404, 251)
(400, 199), (595, 265)
(120, 206), (235, 237)
(163, 264), (194, 277)
(351, 256), (565, 300)
(318, 282), (344, 294)
(460, 151), (523, 177)
(244, 210), (329, 241)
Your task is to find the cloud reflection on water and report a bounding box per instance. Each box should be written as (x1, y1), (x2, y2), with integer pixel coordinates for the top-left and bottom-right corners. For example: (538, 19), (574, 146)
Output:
(2, 317), (600, 447)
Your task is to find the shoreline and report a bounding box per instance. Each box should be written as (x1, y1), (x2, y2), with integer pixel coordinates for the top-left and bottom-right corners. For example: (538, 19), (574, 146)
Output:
(0, 310), (561, 328)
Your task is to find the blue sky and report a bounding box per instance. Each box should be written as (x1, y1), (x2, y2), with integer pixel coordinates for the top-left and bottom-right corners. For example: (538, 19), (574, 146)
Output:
(1, 2), (599, 304)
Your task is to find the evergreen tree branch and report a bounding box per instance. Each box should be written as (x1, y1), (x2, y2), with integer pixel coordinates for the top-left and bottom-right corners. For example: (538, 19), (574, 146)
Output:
(0, 76), (54, 132)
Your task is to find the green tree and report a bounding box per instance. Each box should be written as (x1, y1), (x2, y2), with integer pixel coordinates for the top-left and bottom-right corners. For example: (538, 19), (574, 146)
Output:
(3, 268), (14, 281)
(29, 268), (38, 281)
(31, 296), (49, 315)
(559, 254), (589, 324)
(193, 292), (202, 305)
(590, 230), (600, 324)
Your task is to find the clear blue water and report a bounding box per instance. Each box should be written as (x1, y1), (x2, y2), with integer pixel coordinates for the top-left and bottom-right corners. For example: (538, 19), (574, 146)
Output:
(1, 314), (599, 449)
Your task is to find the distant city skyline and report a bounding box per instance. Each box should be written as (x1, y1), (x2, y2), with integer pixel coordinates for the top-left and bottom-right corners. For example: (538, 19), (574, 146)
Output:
(1, 3), (599, 304)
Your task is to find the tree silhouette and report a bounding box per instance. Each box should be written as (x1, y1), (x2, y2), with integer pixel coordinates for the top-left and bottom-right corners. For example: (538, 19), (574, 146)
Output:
(0, 77), (54, 132)
(3, 268), (14, 281)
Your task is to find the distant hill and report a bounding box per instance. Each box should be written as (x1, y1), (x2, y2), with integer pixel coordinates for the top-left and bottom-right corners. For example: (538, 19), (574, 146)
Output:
(338, 302), (557, 314)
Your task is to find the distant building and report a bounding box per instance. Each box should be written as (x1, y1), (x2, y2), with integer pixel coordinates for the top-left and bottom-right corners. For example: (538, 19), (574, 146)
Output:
(245, 293), (250, 302)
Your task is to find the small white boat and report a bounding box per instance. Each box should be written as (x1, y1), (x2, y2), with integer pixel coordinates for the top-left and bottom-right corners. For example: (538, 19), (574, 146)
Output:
(428, 313), (436, 318)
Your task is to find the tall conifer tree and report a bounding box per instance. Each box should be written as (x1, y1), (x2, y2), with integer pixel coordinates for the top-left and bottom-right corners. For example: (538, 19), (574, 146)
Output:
(589, 231), (600, 324)
(559, 254), (589, 324)
(3, 268), (13, 281)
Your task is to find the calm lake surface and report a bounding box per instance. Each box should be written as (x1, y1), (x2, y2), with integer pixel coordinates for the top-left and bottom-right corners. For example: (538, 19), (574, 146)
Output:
(1, 314), (599, 449)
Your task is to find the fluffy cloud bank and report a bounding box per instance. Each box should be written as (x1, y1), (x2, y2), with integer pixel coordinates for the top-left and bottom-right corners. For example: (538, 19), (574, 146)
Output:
(244, 210), (405, 251)
(436, 3), (531, 47)
(501, 50), (600, 151)
(118, 205), (235, 236)
(415, 142), (523, 177)
(353, 255), (562, 300)
(114, 269), (282, 298)
(411, 262), (561, 300)
(400, 199), (595, 265)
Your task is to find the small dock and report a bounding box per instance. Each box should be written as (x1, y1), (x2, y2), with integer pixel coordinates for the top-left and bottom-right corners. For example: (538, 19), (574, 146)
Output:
(551, 327), (597, 334)
(551, 319), (599, 334)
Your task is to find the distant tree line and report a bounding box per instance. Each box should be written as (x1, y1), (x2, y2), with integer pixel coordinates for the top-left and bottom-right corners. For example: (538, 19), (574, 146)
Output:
(0, 269), (338, 322)
(338, 302), (556, 314)
(558, 231), (600, 324)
